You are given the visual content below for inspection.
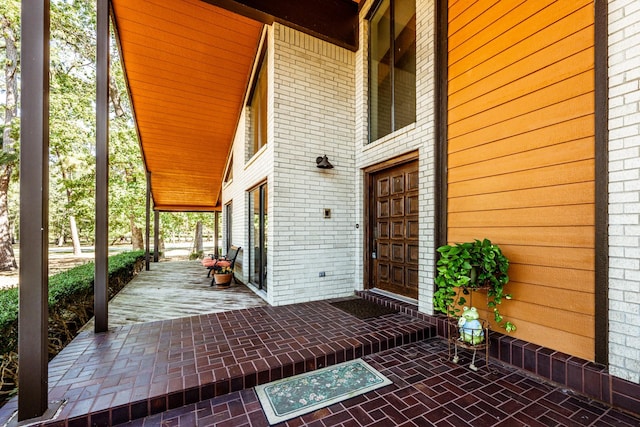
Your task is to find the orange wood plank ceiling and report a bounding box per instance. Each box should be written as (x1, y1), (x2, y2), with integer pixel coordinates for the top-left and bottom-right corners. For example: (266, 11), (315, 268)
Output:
(111, 0), (264, 211)
(111, 0), (362, 212)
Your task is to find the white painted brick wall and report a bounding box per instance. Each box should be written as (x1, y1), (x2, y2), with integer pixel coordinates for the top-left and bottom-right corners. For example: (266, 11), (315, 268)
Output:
(354, 0), (437, 314)
(269, 23), (357, 305)
(225, 1), (436, 312)
(222, 104), (275, 302)
(222, 30), (275, 304)
(608, 0), (640, 383)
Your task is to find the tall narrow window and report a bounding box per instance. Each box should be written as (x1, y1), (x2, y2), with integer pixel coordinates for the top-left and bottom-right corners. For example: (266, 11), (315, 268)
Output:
(223, 156), (233, 184)
(224, 202), (232, 253)
(248, 183), (268, 291)
(369, 0), (416, 142)
(248, 51), (268, 158)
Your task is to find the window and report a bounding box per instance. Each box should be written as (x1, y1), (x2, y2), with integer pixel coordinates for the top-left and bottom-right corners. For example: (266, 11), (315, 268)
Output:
(224, 156), (233, 184)
(248, 51), (268, 158)
(224, 202), (232, 253)
(369, 0), (416, 142)
(248, 183), (268, 291)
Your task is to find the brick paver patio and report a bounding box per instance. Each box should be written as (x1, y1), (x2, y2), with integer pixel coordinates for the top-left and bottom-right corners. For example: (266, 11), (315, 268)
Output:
(1, 261), (638, 426)
(118, 339), (640, 427)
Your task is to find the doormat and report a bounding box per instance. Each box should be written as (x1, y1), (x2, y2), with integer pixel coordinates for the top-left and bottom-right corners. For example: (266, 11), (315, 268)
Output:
(255, 359), (392, 425)
(330, 298), (398, 319)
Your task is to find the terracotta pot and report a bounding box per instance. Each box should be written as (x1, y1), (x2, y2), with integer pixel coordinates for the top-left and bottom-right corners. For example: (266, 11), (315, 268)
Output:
(214, 273), (232, 286)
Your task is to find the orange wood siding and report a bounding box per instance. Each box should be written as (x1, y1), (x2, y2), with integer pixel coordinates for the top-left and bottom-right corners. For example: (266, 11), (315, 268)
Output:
(447, 1), (595, 360)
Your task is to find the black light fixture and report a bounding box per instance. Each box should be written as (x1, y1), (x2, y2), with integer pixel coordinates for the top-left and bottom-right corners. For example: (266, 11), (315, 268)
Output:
(316, 155), (334, 169)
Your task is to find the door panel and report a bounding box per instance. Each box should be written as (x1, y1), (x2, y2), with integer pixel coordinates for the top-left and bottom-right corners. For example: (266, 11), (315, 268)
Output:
(391, 221), (404, 239)
(370, 160), (419, 299)
(391, 198), (404, 216)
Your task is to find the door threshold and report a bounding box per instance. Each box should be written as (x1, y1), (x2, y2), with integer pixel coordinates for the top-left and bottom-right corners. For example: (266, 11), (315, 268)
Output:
(369, 288), (418, 305)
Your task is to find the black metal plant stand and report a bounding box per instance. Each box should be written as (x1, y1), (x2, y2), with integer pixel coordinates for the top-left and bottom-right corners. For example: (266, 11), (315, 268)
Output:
(446, 287), (491, 372)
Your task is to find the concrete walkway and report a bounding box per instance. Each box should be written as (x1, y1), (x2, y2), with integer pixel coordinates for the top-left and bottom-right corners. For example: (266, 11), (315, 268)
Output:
(82, 259), (267, 330)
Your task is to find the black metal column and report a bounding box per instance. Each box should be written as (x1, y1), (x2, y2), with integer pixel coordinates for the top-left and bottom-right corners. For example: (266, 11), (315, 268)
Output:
(594, 0), (609, 366)
(94, 0), (109, 334)
(154, 210), (159, 262)
(214, 211), (219, 257)
(18, 0), (50, 420)
(145, 172), (151, 270)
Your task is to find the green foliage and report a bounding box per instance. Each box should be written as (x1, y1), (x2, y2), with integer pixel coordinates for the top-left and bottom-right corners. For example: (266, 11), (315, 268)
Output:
(213, 265), (232, 275)
(160, 212), (218, 243)
(0, 287), (18, 335)
(3, 0), (215, 250)
(0, 151), (18, 167)
(0, 250), (145, 355)
(434, 239), (516, 332)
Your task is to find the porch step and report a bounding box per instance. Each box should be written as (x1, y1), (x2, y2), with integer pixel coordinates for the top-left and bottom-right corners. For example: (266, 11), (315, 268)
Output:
(132, 297), (435, 425)
(0, 296), (435, 426)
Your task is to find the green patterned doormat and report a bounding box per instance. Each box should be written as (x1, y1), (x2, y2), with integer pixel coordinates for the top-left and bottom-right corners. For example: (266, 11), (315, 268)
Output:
(255, 359), (392, 425)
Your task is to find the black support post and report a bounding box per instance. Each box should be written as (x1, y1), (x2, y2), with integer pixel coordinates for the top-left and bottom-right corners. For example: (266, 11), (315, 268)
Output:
(145, 172), (151, 270)
(214, 211), (220, 257)
(594, 0), (609, 366)
(94, 0), (109, 334)
(154, 210), (159, 262)
(18, 0), (50, 420)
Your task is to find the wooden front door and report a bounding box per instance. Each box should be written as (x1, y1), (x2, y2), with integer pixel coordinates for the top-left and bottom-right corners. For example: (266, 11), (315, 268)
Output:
(369, 160), (419, 299)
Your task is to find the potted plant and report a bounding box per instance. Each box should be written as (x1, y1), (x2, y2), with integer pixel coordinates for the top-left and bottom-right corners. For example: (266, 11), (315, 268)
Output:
(212, 265), (233, 286)
(434, 238), (516, 332)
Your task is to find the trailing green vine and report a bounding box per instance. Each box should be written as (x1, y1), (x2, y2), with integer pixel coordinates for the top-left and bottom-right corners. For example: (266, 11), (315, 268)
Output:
(434, 239), (516, 332)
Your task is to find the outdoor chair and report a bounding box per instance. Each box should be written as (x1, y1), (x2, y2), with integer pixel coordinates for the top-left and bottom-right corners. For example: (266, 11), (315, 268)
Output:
(201, 245), (241, 284)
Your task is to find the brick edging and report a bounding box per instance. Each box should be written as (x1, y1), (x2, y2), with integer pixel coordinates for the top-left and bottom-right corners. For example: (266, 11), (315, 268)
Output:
(356, 290), (640, 417)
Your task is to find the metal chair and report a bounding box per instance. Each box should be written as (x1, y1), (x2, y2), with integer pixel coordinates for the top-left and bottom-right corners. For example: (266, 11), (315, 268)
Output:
(203, 246), (241, 285)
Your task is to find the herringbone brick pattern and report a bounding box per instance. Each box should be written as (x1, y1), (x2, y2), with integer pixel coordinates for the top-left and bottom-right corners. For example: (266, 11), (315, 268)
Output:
(119, 339), (640, 426)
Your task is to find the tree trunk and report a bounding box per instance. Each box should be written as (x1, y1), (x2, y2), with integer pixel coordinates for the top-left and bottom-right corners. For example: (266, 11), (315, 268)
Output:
(0, 170), (16, 270)
(159, 236), (165, 259)
(69, 215), (82, 256)
(0, 18), (18, 270)
(130, 216), (144, 250)
(109, 74), (125, 118)
(192, 221), (203, 255)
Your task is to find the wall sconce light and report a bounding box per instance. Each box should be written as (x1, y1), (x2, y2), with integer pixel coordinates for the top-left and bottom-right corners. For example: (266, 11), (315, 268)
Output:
(316, 155), (334, 169)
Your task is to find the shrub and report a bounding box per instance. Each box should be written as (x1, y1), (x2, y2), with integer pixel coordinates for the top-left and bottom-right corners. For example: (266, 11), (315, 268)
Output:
(0, 250), (145, 399)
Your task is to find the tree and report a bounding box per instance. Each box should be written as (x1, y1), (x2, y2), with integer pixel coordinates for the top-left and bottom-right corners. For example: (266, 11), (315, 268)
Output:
(48, 0), (98, 255)
(47, 0), (147, 253)
(0, 1), (20, 270)
(192, 221), (203, 256)
(108, 48), (146, 250)
(1, 0), (205, 262)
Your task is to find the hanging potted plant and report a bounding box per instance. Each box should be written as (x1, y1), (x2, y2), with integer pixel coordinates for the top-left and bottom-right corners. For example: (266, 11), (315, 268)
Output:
(433, 238), (516, 332)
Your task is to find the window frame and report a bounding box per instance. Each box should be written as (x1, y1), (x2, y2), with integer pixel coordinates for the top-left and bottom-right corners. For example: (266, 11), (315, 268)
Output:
(247, 44), (268, 159)
(367, 0), (417, 143)
(223, 155), (233, 185)
(247, 181), (268, 291)
(224, 201), (233, 253)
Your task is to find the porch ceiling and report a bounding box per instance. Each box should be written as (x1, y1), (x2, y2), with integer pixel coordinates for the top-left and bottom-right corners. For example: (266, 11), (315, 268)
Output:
(111, 0), (360, 212)
(111, 0), (263, 211)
